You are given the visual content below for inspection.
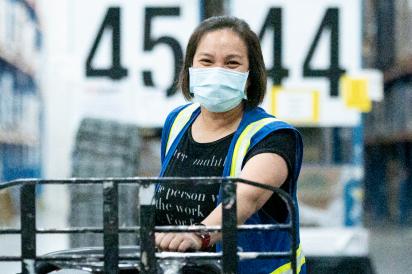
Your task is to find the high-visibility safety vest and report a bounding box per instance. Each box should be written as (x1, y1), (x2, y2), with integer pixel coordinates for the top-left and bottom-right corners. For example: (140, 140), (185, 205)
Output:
(159, 103), (306, 274)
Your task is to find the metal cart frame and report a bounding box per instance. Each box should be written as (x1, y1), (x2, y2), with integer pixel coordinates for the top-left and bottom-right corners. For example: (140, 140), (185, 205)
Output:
(0, 177), (299, 274)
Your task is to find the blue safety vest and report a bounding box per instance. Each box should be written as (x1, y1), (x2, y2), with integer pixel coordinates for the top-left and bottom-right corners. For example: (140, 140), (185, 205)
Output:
(159, 103), (306, 274)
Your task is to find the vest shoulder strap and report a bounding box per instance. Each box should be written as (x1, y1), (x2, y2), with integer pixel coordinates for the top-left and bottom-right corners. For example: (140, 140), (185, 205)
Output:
(230, 117), (282, 176)
(165, 103), (199, 156)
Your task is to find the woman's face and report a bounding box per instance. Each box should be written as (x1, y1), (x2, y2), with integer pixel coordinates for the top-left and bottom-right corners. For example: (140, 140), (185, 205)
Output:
(192, 28), (249, 73)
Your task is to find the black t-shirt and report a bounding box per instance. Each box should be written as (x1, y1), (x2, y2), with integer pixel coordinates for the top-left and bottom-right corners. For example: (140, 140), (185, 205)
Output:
(155, 126), (296, 226)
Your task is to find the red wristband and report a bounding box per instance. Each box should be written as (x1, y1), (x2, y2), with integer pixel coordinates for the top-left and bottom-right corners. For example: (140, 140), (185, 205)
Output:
(193, 223), (211, 250)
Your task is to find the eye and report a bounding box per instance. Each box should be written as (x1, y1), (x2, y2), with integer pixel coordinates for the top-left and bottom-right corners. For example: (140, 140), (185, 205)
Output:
(226, 60), (240, 68)
(199, 58), (212, 63)
(197, 58), (213, 67)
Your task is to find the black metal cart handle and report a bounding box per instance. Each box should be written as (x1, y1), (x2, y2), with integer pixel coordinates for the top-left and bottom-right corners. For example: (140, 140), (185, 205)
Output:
(0, 177), (298, 274)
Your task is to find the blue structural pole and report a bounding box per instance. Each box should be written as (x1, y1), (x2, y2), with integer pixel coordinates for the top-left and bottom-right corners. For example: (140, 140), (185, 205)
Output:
(200, 0), (206, 20)
(344, 0), (368, 227)
(344, 116), (364, 226)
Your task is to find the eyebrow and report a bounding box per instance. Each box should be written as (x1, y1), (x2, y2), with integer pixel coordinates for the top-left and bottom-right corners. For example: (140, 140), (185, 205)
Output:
(196, 52), (244, 59)
(196, 52), (214, 58)
(225, 54), (243, 59)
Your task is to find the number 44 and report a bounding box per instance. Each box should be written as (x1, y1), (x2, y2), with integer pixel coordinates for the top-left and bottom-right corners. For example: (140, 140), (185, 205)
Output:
(259, 7), (346, 97)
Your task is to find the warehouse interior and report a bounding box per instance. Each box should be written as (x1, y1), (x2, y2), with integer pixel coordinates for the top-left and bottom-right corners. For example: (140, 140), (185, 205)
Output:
(0, 0), (412, 273)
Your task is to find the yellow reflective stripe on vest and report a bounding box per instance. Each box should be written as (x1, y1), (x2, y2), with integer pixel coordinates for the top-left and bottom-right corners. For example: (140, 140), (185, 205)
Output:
(166, 103), (199, 155)
(270, 244), (306, 274)
(230, 117), (280, 176)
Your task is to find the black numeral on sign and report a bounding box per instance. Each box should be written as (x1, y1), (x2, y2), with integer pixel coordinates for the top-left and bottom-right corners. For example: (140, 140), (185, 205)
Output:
(86, 7), (128, 80)
(143, 7), (183, 97)
(258, 8), (289, 85)
(303, 8), (345, 97)
(84, 6), (347, 100)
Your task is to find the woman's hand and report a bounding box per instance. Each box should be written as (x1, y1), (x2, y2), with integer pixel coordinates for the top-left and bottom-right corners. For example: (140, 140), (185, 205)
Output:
(155, 232), (202, 252)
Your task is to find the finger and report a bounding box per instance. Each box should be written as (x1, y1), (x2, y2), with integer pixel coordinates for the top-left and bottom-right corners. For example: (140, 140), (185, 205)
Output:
(177, 239), (192, 252)
(168, 234), (183, 251)
(155, 233), (165, 248)
(187, 233), (202, 251)
(159, 233), (175, 251)
(155, 232), (164, 244)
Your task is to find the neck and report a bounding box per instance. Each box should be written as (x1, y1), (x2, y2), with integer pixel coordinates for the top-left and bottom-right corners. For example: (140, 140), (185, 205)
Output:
(198, 103), (244, 132)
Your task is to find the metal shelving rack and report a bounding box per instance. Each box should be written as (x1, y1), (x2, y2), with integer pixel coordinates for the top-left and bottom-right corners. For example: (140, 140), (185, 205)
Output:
(0, 0), (43, 182)
(363, 0), (412, 225)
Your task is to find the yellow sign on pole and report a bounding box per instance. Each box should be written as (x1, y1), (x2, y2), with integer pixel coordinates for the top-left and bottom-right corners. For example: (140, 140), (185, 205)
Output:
(341, 76), (372, 112)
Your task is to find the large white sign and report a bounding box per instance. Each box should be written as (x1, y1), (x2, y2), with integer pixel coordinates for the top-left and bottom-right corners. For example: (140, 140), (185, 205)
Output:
(68, 0), (200, 127)
(231, 0), (362, 126)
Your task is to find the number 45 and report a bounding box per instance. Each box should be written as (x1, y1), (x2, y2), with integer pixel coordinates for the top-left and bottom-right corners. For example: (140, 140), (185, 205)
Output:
(85, 7), (183, 97)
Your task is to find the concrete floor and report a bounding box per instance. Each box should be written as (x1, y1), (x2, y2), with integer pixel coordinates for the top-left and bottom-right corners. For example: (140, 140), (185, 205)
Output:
(368, 223), (412, 274)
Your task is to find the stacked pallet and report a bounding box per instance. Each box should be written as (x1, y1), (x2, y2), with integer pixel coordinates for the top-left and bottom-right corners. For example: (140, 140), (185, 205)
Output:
(69, 118), (141, 247)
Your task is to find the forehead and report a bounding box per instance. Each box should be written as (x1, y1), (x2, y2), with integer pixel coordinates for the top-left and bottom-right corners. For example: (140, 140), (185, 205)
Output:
(195, 28), (248, 56)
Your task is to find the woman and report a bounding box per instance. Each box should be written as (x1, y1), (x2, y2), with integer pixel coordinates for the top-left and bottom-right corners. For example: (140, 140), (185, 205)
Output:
(155, 16), (306, 274)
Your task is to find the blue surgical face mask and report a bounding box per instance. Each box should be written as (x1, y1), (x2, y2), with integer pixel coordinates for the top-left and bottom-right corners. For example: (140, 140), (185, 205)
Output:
(189, 67), (249, 113)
